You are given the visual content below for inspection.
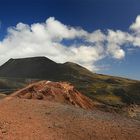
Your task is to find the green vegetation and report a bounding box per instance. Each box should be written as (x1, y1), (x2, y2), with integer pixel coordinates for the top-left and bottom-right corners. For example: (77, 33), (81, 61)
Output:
(0, 57), (139, 109)
(0, 77), (36, 94)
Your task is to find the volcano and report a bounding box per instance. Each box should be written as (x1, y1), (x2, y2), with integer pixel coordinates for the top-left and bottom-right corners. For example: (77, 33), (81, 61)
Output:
(0, 56), (139, 116)
(0, 56), (92, 80)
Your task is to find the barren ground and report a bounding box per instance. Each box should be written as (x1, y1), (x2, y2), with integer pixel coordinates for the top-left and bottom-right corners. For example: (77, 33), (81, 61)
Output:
(0, 97), (139, 140)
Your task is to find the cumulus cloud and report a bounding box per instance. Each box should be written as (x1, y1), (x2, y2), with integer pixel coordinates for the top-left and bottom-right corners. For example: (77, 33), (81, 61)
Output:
(86, 30), (106, 43)
(0, 16), (140, 71)
(130, 15), (140, 34)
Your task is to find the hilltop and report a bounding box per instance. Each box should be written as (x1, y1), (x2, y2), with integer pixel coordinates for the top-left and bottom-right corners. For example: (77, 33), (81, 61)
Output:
(0, 57), (139, 118)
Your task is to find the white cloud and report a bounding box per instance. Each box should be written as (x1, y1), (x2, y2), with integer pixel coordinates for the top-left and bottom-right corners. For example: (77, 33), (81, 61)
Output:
(86, 30), (106, 43)
(130, 15), (140, 34)
(45, 17), (87, 41)
(0, 16), (140, 71)
(106, 30), (132, 59)
(129, 16), (140, 47)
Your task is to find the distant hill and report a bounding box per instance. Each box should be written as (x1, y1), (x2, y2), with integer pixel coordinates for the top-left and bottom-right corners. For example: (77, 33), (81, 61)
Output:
(0, 57), (95, 80)
(0, 56), (139, 110)
(0, 57), (59, 79)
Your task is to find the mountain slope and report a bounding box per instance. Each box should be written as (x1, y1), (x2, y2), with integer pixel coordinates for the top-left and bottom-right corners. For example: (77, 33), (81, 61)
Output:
(0, 57), (95, 81)
(0, 56), (139, 109)
(0, 57), (59, 79)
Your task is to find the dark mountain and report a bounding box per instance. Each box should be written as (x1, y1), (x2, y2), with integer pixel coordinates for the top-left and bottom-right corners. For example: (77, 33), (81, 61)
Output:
(0, 57), (94, 80)
(0, 57), (58, 79)
(0, 56), (139, 117)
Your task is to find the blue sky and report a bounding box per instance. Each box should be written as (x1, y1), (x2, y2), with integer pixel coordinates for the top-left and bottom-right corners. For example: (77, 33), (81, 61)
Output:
(0, 0), (140, 80)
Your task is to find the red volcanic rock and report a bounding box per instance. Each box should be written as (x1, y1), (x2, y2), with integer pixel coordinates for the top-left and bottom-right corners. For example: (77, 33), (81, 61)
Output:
(11, 81), (94, 109)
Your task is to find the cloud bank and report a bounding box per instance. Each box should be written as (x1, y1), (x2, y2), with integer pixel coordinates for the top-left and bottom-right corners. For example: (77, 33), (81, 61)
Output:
(0, 16), (140, 71)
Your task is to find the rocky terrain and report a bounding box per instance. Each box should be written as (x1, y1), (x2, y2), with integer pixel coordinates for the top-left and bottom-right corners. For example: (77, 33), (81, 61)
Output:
(0, 57), (139, 139)
(0, 57), (139, 119)
(0, 81), (139, 140)
(0, 57), (139, 107)
(11, 81), (95, 110)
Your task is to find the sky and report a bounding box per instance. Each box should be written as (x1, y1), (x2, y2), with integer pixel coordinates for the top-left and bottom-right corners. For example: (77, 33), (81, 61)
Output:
(0, 0), (140, 80)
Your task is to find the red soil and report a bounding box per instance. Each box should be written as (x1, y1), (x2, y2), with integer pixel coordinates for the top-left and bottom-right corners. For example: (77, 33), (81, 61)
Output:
(11, 80), (94, 109)
(0, 98), (139, 140)
(0, 81), (139, 140)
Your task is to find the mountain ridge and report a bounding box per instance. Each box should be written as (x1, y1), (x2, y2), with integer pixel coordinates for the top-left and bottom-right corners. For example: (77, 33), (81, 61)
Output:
(0, 56), (139, 119)
(0, 56), (138, 81)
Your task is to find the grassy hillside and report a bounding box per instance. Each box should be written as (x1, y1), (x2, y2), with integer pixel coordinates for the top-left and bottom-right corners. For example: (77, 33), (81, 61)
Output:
(0, 77), (37, 95)
(61, 62), (140, 106)
(0, 57), (139, 108)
